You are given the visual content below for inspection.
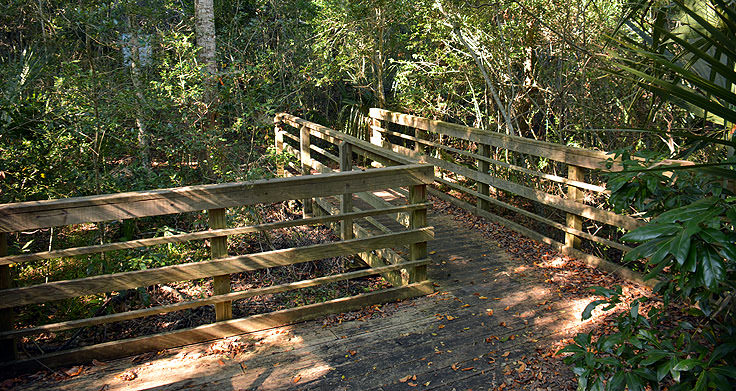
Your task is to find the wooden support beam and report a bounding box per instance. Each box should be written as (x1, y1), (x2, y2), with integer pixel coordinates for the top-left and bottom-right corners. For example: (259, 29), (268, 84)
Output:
(0, 228), (434, 309)
(339, 142), (354, 241)
(209, 208), (232, 321)
(274, 119), (285, 178)
(0, 232), (15, 362)
(300, 125), (313, 217)
(477, 143), (491, 212)
(0, 164), (433, 232)
(2, 282), (433, 371)
(565, 165), (584, 250)
(409, 185), (428, 283)
(0, 259), (430, 339)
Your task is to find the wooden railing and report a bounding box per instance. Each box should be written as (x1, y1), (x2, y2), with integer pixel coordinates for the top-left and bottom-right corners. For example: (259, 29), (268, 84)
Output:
(275, 109), (692, 285)
(0, 164), (434, 369)
(366, 108), (675, 284)
(274, 113), (432, 286)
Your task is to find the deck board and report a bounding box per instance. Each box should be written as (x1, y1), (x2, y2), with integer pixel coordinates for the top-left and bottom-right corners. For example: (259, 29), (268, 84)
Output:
(12, 203), (586, 391)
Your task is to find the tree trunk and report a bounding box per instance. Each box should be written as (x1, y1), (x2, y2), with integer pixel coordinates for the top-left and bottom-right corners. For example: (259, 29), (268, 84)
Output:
(195, 0), (217, 91)
(194, 0), (217, 178)
(126, 18), (151, 169)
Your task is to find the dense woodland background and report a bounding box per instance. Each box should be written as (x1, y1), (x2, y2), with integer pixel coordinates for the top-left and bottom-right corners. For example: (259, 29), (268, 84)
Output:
(0, 0), (710, 203)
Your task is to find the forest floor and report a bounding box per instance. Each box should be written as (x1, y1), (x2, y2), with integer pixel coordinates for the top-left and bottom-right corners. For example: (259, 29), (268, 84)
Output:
(2, 195), (651, 391)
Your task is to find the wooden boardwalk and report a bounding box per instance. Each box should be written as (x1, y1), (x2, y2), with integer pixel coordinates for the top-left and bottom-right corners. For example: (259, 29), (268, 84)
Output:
(12, 202), (592, 391)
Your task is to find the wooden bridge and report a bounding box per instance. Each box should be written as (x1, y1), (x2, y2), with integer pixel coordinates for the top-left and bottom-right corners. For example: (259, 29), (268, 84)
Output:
(0, 109), (663, 389)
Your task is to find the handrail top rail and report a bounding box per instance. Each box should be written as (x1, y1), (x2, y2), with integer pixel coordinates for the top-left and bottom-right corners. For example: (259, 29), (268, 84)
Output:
(369, 108), (693, 171)
(0, 164), (433, 232)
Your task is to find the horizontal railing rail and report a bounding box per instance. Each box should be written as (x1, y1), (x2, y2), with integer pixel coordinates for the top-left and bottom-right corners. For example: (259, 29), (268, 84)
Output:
(365, 108), (694, 285)
(0, 164), (434, 370)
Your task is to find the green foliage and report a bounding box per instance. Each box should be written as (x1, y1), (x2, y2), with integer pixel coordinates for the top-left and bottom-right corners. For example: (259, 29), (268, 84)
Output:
(561, 1), (736, 389)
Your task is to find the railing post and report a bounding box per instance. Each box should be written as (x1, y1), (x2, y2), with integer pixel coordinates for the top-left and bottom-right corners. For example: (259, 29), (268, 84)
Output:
(299, 124), (313, 217)
(209, 208), (232, 321)
(565, 165), (584, 250)
(477, 143), (491, 212)
(414, 127), (427, 155)
(0, 232), (16, 362)
(370, 117), (384, 148)
(274, 116), (284, 178)
(409, 184), (428, 283)
(339, 142), (354, 240)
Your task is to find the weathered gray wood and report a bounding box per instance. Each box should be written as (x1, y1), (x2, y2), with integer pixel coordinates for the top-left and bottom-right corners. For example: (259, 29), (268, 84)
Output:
(426, 154), (642, 230)
(565, 165), (584, 250)
(310, 143), (339, 163)
(477, 143), (491, 211)
(209, 208), (232, 321)
(300, 125), (313, 217)
(0, 203), (430, 266)
(0, 232), (15, 362)
(339, 142), (354, 241)
(409, 185), (428, 283)
(435, 177), (632, 252)
(0, 228), (434, 309)
(0, 259), (429, 339)
(0, 164), (433, 232)
(429, 188), (653, 287)
(356, 191), (410, 228)
(2, 282), (433, 371)
(312, 198), (408, 286)
(274, 120), (285, 178)
(277, 113), (414, 167)
(372, 124), (608, 193)
(370, 108), (615, 170)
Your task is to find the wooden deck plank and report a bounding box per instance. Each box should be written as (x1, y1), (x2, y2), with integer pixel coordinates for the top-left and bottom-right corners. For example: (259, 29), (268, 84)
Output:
(9, 204), (592, 391)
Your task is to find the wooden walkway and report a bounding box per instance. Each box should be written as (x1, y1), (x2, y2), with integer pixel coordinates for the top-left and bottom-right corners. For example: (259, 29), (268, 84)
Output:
(12, 202), (591, 391)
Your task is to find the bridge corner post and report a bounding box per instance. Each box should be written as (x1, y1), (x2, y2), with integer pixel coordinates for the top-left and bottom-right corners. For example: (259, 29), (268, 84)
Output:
(0, 232), (17, 362)
(274, 116), (284, 178)
(477, 143), (491, 212)
(409, 184), (428, 283)
(208, 208), (232, 321)
(565, 165), (584, 250)
(299, 124), (313, 217)
(339, 141), (354, 240)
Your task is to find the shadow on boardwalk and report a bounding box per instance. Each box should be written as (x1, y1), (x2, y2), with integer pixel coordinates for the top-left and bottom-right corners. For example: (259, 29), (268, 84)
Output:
(12, 201), (645, 391)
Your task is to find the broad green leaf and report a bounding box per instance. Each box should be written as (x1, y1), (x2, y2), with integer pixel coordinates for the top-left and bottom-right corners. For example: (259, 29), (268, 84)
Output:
(701, 248), (725, 290)
(673, 359), (700, 371)
(670, 230), (692, 265)
(622, 224), (679, 242)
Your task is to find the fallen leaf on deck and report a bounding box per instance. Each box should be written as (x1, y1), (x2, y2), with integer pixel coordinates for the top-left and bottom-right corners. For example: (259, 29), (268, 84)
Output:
(65, 366), (83, 377)
(504, 306), (510, 311)
(348, 350), (357, 356)
(479, 296), (488, 300)
(451, 363), (459, 371)
(408, 382), (417, 387)
(501, 351), (510, 357)
(399, 375), (412, 383)
(218, 359), (225, 366)
(92, 359), (107, 367)
(293, 375), (301, 383)
(446, 315), (455, 321)
(117, 370), (137, 381)
(517, 362), (527, 372)
(461, 304), (470, 308)
(486, 309), (494, 316)
(461, 367), (474, 371)
(499, 322), (507, 327)
(438, 324), (445, 329)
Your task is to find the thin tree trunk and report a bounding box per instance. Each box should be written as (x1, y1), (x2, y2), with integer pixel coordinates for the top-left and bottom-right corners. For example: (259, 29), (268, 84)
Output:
(195, 0), (217, 178)
(126, 18), (151, 169)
